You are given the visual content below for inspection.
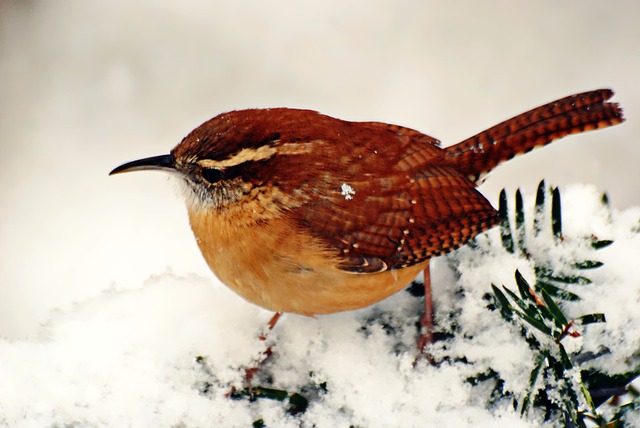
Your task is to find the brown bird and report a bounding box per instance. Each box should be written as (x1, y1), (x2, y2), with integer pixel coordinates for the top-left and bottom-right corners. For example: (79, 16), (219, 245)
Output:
(110, 89), (624, 351)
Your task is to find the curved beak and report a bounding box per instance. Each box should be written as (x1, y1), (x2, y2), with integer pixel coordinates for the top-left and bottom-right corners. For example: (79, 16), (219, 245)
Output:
(109, 154), (176, 176)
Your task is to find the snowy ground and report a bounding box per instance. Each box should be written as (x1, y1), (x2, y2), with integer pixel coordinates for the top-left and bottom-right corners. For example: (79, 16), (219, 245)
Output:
(1, 2), (639, 427)
(1, 185), (638, 427)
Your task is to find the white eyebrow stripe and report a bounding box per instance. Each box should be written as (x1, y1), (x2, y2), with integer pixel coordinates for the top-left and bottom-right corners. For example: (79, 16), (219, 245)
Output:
(196, 141), (322, 169)
(198, 145), (277, 169)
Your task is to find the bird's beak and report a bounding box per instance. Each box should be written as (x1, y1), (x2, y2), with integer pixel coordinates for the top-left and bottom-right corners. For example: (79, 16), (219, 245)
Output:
(109, 154), (177, 176)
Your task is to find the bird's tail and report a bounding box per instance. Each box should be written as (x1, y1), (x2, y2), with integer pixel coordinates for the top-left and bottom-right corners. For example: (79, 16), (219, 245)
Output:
(443, 89), (625, 184)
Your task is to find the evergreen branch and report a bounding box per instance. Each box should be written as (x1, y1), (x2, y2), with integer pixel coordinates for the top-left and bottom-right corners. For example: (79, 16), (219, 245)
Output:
(552, 186), (562, 239)
(484, 182), (635, 426)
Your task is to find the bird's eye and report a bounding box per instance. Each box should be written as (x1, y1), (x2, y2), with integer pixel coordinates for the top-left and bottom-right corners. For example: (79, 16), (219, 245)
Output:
(201, 168), (224, 184)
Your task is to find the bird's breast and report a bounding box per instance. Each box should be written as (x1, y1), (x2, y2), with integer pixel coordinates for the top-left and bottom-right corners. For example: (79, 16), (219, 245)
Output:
(187, 208), (426, 315)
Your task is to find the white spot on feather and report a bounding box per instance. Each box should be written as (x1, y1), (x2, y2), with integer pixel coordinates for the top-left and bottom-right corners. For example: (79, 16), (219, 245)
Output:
(341, 183), (355, 200)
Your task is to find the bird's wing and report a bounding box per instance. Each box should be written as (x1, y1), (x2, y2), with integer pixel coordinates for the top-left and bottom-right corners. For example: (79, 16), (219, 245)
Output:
(289, 122), (499, 273)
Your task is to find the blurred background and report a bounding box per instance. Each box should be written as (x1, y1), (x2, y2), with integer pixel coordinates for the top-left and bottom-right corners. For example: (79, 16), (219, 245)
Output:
(1, 0), (638, 339)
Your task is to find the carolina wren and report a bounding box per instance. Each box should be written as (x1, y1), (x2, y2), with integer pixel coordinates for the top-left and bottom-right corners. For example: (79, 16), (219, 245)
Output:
(111, 89), (623, 346)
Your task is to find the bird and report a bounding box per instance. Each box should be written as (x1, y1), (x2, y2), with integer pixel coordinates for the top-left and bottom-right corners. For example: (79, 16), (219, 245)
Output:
(110, 89), (624, 353)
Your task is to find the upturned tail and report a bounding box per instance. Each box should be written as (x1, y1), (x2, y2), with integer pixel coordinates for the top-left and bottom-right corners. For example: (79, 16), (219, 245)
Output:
(443, 89), (625, 184)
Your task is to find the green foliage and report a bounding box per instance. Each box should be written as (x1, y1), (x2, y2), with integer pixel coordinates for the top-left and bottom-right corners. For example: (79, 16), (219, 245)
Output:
(194, 355), (324, 426)
(492, 271), (602, 425)
(228, 386), (309, 416)
(486, 181), (640, 427)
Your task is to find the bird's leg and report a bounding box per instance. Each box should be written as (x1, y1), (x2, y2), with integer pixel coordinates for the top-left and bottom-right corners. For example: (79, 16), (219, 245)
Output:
(243, 312), (282, 386)
(259, 312), (282, 340)
(416, 264), (435, 363)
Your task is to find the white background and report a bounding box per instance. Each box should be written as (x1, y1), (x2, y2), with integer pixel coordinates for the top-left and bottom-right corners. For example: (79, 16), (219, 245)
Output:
(0, 3), (638, 425)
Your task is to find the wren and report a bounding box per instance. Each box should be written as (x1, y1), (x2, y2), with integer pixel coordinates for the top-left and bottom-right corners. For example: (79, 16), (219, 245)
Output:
(111, 89), (624, 350)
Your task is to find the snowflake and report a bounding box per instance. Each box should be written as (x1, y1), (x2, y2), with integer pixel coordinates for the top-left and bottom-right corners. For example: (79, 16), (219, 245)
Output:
(341, 183), (355, 200)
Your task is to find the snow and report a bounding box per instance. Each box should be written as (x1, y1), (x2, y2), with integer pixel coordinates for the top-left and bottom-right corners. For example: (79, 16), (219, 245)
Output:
(0, 185), (638, 426)
(340, 183), (356, 200)
(1, 2), (639, 426)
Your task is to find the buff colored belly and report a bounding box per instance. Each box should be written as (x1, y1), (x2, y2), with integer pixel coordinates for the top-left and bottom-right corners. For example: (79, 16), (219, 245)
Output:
(189, 210), (426, 316)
